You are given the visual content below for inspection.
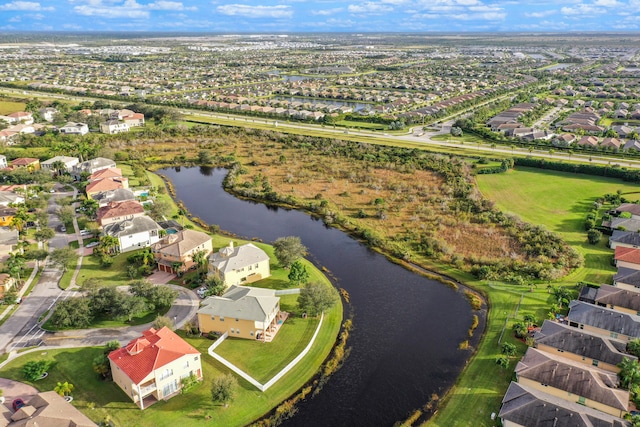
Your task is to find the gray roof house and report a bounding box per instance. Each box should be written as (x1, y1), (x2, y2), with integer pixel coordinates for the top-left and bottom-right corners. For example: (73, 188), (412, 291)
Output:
(92, 188), (136, 207)
(499, 381), (631, 427)
(533, 319), (633, 372)
(0, 226), (18, 262)
(103, 216), (161, 253)
(71, 157), (116, 179)
(579, 283), (640, 315)
(609, 230), (640, 250)
(614, 267), (640, 290)
(0, 191), (23, 207)
(606, 217), (640, 233)
(40, 155), (80, 172)
(567, 300), (640, 341)
(515, 347), (629, 417)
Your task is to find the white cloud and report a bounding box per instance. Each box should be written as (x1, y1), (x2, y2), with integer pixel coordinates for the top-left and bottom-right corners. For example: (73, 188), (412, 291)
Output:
(593, 0), (621, 6)
(311, 7), (343, 15)
(148, 1), (196, 11)
(561, 4), (605, 15)
(74, 0), (150, 18)
(216, 4), (293, 18)
(524, 10), (556, 18)
(0, 1), (54, 11)
(348, 1), (393, 14)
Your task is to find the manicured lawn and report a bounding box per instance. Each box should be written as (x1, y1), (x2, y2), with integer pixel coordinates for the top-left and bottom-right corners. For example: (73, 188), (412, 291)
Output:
(0, 100), (26, 115)
(214, 295), (320, 383)
(334, 120), (386, 131)
(0, 297), (341, 427)
(74, 251), (132, 288)
(477, 166), (640, 285)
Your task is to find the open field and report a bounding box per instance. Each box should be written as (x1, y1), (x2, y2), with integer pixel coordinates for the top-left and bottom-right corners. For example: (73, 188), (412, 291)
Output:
(477, 166), (640, 284)
(0, 100), (26, 115)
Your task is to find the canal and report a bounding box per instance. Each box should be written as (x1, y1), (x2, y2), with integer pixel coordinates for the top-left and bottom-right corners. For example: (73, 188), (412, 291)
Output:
(159, 166), (477, 427)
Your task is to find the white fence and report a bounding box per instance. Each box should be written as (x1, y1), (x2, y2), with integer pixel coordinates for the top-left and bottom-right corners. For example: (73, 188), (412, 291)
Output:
(207, 312), (324, 392)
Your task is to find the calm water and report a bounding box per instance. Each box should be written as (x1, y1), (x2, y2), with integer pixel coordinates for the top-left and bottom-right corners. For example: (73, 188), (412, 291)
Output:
(272, 96), (371, 112)
(160, 167), (475, 427)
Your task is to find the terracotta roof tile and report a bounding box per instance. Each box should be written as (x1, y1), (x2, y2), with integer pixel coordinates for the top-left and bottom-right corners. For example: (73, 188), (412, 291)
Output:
(615, 246), (640, 265)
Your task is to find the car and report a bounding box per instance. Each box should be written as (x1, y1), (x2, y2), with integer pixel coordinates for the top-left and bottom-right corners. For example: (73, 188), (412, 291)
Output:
(15, 296), (22, 304)
(85, 241), (100, 248)
(12, 398), (25, 411)
(49, 189), (55, 193)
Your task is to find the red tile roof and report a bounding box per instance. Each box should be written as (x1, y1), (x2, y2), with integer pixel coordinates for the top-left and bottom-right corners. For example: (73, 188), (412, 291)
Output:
(89, 167), (122, 182)
(96, 200), (144, 224)
(108, 327), (199, 384)
(615, 247), (640, 265)
(10, 158), (39, 166)
(86, 178), (126, 195)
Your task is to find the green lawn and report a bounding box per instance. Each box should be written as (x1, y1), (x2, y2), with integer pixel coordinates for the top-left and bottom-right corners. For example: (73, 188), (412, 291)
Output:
(476, 166), (640, 285)
(427, 166), (640, 426)
(0, 297), (341, 427)
(334, 120), (386, 131)
(0, 100), (26, 115)
(73, 251), (132, 288)
(214, 295), (319, 383)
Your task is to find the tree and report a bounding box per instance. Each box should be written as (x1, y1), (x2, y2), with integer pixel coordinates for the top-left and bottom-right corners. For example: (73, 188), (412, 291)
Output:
(450, 126), (463, 137)
(50, 160), (68, 177)
(495, 355), (509, 369)
(50, 247), (76, 272)
(23, 360), (50, 381)
(98, 235), (120, 255)
(149, 199), (172, 221)
(501, 342), (517, 356)
(298, 281), (337, 317)
(56, 205), (75, 226)
(273, 236), (307, 269)
(512, 321), (528, 339)
(114, 295), (148, 322)
(153, 315), (175, 330)
(288, 261), (310, 286)
(619, 357), (640, 390)
(629, 339), (640, 358)
(523, 314), (536, 327)
(6, 253), (25, 283)
(49, 297), (93, 328)
(211, 374), (238, 407)
(191, 249), (208, 273)
(54, 381), (74, 397)
(198, 150), (214, 164)
(34, 227), (55, 250)
(587, 229), (602, 245)
(93, 340), (120, 380)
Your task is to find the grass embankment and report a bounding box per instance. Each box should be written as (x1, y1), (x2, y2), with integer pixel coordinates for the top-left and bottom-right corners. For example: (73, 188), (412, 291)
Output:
(0, 299), (339, 427)
(0, 100), (26, 115)
(427, 167), (640, 426)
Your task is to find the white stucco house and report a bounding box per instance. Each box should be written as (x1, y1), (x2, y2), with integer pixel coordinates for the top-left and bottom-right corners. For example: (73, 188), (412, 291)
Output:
(103, 216), (161, 253)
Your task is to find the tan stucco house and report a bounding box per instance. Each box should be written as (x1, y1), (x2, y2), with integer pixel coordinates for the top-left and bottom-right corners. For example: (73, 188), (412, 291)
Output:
(108, 327), (202, 410)
(208, 242), (270, 287)
(151, 229), (212, 274)
(198, 285), (283, 341)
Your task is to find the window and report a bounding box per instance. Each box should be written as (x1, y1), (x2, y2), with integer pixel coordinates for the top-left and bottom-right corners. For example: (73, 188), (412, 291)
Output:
(578, 396), (585, 405)
(237, 329), (240, 334)
(183, 360), (189, 369)
(194, 356), (199, 361)
(610, 332), (619, 339)
(160, 368), (173, 380)
(220, 317), (224, 322)
(250, 331), (254, 336)
(592, 359), (599, 367)
(235, 318), (239, 322)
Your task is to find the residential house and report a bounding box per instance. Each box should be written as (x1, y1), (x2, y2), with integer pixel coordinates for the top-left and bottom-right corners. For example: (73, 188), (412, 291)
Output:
(533, 320), (633, 373)
(71, 157), (116, 180)
(197, 285), (283, 341)
(151, 229), (212, 274)
(624, 140), (640, 152)
(0, 227), (18, 262)
(611, 203), (640, 219)
(9, 158), (40, 171)
(610, 230), (640, 250)
(0, 206), (16, 227)
(93, 188), (136, 207)
(39, 107), (58, 122)
(7, 112), (33, 125)
(615, 247), (640, 271)
(612, 125), (635, 138)
(96, 200), (145, 227)
(499, 381), (631, 427)
(0, 154), (6, 169)
(0, 273), (16, 299)
(567, 300), (640, 342)
(103, 216), (161, 253)
(576, 135), (599, 148)
(614, 268), (640, 291)
(580, 283), (640, 316)
(100, 120), (129, 134)
(85, 176), (129, 200)
(123, 113), (145, 127)
(514, 347), (629, 417)
(208, 242), (270, 287)
(0, 191), (24, 206)
(601, 137), (623, 151)
(58, 122), (89, 135)
(3, 390), (98, 426)
(88, 167), (125, 183)
(606, 218), (640, 233)
(40, 156), (79, 173)
(108, 327), (202, 410)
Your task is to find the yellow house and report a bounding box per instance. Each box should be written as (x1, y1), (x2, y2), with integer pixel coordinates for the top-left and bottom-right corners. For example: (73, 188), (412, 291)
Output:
(0, 206), (16, 227)
(0, 273), (16, 298)
(108, 327), (202, 410)
(197, 285), (284, 341)
(10, 157), (40, 171)
(515, 347), (629, 418)
(208, 242), (270, 287)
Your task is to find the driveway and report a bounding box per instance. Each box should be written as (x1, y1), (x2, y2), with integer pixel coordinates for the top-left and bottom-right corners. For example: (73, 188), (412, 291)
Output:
(147, 270), (176, 285)
(0, 377), (39, 409)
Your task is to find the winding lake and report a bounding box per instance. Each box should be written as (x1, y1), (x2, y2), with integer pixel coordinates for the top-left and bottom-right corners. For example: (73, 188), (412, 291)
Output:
(160, 166), (476, 427)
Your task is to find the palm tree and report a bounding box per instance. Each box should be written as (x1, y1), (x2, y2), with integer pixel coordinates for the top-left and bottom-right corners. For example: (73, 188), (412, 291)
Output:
(50, 160), (67, 177)
(191, 249), (208, 274)
(99, 235), (119, 255)
(54, 381), (74, 397)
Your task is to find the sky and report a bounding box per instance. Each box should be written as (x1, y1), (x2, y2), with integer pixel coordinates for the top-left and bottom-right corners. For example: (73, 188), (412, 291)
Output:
(0, 0), (639, 33)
